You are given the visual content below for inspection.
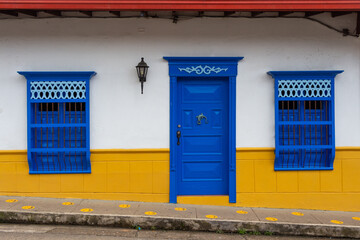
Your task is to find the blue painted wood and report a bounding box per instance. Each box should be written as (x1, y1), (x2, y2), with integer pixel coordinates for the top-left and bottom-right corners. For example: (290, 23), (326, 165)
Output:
(164, 57), (243, 77)
(228, 76), (236, 203)
(29, 170), (91, 174)
(267, 71), (343, 80)
(85, 77), (91, 172)
(330, 75), (336, 168)
(18, 71), (96, 174)
(268, 71), (343, 171)
(169, 76), (177, 203)
(165, 57), (242, 203)
(26, 74), (33, 172)
(18, 71), (96, 79)
(177, 77), (229, 195)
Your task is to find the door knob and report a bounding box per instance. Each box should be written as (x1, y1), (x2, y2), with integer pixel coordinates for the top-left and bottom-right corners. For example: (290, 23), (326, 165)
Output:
(176, 130), (181, 145)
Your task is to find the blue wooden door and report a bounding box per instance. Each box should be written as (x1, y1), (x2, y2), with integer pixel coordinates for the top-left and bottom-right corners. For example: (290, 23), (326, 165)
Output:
(177, 77), (229, 195)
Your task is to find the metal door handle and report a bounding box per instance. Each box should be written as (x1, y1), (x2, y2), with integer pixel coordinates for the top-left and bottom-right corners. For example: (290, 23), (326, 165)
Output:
(176, 130), (181, 145)
(196, 113), (208, 125)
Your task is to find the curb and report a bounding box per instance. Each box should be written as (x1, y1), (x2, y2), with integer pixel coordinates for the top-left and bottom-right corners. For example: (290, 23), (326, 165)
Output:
(0, 210), (359, 239)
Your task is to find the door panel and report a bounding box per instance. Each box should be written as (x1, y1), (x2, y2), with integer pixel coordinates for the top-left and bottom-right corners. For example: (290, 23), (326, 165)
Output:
(182, 162), (223, 180)
(177, 77), (229, 195)
(183, 136), (222, 153)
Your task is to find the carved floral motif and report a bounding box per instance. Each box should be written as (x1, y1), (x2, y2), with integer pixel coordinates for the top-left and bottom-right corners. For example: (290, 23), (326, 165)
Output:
(178, 65), (228, 74)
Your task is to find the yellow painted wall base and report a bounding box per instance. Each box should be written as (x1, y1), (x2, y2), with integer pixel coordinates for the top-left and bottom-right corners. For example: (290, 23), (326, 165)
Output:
(0, 149), (170, 203)
(0, 192), (168, 203)
(0, 147), (359, 211)
(236, 193), (360, 211)
(235, 147), (360, 212)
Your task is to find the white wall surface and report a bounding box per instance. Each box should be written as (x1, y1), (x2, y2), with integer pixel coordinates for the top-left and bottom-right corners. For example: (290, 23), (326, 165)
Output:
(0, 16), (359, 149)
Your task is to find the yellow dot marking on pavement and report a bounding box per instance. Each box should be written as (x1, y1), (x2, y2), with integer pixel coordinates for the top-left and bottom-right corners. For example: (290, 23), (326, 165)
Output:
(236, 210), (248, 214)
(174, 207), (187, 211)
(331, 220), (343, 224)
(119, 204), (131, 208)
(206, 215), (218, 219)
(62, 202), (74, 206)
(265, 217), (278, 222)
(292, 212), (304, 216)
(6, 199), (18, 203)
(22, 206), (35, 210)
(80, 208), (93, 212)
(352, 217), (360, 221)
(145, 211), (157, 215)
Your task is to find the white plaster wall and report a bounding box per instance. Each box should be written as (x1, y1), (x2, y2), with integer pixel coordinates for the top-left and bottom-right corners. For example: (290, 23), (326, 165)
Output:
(0, 16), (359, 149)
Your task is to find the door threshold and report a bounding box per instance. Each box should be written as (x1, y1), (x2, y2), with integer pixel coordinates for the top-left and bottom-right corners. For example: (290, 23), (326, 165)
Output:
(177, 195), (236, 206)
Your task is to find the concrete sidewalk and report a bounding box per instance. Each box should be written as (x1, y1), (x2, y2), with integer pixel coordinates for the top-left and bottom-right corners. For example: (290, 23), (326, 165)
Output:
(0, 196), (358, 239)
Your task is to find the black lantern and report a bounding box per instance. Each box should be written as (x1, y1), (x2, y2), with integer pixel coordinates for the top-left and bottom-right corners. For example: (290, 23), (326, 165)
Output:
(136, 57), (149, 94)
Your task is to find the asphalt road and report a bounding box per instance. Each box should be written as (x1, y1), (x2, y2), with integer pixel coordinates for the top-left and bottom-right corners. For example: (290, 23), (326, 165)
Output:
(0, 224), (347, 240)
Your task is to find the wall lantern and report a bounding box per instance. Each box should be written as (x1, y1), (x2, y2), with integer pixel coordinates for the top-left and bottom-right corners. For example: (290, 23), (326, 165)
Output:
(136, 57), (149, 94)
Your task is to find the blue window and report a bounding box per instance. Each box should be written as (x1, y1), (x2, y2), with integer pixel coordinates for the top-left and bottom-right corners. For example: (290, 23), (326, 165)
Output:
(19, 72), (96, 174)
(268, 71), (343, 171)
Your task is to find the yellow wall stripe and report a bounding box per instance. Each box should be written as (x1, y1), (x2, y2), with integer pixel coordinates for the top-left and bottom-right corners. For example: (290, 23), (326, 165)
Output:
(0, 148), (359, 211)
(90, 148), (170, 153)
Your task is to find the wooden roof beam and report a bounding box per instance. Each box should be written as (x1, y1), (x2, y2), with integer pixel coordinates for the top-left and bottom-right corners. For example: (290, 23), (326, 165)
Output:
(43, 10), (62, 17)
(79, 11), (92, 17)
(279, 11), (293, 17)
(224, 11), (235, 17)
(140, 11), (148, 17)
(251, 11), (263, 17)
(109, 11), (120, 17)
(0, 10), (18, 17)
(305, 11), (323, 17)
(18, 10), (37, 17)
(172, 11), (178, 23)
(331, 11), (353, 17)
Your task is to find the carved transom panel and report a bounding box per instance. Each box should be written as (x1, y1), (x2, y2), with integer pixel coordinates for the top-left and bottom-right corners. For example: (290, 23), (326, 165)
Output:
(30, 81), (86, 100)
(278, 80), (331, 98)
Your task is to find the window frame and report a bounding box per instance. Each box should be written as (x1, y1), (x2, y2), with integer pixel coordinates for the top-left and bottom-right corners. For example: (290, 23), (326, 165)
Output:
(19, 71), (96, 174)
(268, 71), (343, 171)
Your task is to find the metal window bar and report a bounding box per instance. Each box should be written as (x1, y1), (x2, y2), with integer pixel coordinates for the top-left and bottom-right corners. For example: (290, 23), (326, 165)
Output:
(276, 87), (334, 170)
(277, 99), (332, 170)
(28, 81), (90, 174)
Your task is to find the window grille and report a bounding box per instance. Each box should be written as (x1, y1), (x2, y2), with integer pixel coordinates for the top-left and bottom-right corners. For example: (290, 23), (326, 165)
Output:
(268, 71), (343, 171)
(19, 72), (96, 174)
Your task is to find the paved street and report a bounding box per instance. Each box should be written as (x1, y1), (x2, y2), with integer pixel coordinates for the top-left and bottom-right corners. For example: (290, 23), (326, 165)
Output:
(0, 224), (347, 240)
